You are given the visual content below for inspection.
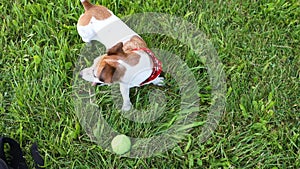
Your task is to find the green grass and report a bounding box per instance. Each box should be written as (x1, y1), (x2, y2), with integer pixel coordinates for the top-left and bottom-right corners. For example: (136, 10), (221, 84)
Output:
(1, 0), (299, 168)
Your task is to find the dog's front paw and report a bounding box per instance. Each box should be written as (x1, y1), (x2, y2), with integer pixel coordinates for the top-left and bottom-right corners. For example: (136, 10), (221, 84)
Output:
(122, 103), (132, 111)
(152, 77), (164, 86)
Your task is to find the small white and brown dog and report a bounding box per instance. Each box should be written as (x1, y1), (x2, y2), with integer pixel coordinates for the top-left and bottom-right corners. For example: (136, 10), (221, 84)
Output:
(77, 0), (163, 111)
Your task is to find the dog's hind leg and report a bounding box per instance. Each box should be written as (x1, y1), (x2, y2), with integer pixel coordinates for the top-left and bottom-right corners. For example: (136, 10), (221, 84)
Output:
(151, 77), (164, 86)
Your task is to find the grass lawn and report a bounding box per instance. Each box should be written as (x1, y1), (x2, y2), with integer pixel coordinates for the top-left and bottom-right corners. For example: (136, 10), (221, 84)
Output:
(1, 0), (299, 168)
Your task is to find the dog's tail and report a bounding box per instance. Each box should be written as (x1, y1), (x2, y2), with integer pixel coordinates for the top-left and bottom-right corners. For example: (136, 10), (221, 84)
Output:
(81, 0), (93, 11)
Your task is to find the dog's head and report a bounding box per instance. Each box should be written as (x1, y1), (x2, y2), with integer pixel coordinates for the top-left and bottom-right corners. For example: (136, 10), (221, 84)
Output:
(77, 0), (112, 43)
(80, 42), (133, 85)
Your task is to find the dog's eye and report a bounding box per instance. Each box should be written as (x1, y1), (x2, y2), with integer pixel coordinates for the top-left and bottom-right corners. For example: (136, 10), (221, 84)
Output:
(92, 70), (96, 78)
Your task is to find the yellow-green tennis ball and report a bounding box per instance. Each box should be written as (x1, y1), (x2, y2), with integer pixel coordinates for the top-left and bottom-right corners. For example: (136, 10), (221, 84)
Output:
(111, 134), (131, 155)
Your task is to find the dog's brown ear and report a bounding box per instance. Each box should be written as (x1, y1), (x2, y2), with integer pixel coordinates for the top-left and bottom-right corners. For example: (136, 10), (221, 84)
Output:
(99, 61), (125, 83)
(82, 0), (93, 11)
(103, 59), (126, 82)
(107, 42), (125, 56)
(99, 64), (116, 83)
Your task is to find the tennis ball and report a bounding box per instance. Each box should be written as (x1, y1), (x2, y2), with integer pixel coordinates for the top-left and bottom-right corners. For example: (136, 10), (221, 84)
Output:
(111, 134), (131, 155)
